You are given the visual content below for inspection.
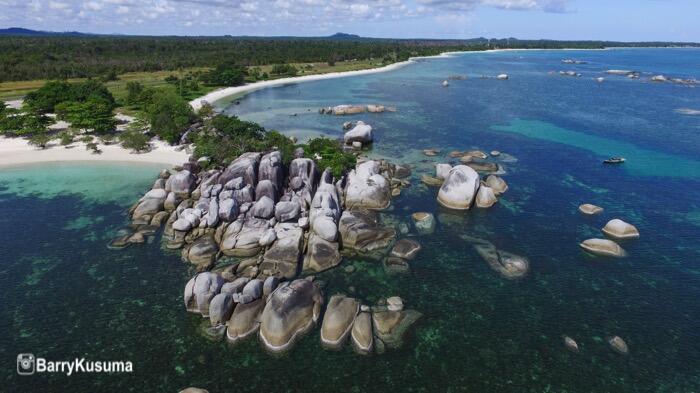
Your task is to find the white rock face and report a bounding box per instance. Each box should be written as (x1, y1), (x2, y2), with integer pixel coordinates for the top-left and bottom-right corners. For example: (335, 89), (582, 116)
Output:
(435, 163), (452, 180)
(475, 185), (498, 208)
(602, 219), (640, 239)
(437, 165), (480, 210)
(344, 121), (373, 144)
(345, 160), (391, 210)
(579, 238), (627, 257)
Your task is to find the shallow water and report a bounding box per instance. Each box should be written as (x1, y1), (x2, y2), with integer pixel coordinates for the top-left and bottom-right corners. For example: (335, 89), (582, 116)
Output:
(3, 49), (700, 392)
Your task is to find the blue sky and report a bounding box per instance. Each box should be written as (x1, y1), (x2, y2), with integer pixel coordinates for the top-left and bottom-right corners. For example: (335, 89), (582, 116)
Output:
(1, 0), (698, 41)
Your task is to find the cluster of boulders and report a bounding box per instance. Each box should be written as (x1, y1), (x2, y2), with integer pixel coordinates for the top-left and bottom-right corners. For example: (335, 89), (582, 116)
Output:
(117, 150), (426, 354)
(435, 165), (507, 210)
(319, 104), (395, 115)
(650, 75), (698, 85)
(578, 204), (640, 258)
(563, 334), (628, 355)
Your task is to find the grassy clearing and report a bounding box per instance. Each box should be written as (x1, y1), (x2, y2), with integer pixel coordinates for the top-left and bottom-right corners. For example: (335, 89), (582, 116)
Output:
(0, 60), (386, 102)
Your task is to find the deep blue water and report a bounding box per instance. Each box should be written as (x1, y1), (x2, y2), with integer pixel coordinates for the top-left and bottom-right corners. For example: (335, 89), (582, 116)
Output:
(2, 49), (700, 392)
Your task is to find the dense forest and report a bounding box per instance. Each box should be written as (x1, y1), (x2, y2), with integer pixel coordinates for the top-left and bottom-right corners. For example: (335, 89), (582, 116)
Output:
(1, 34), (696, 82)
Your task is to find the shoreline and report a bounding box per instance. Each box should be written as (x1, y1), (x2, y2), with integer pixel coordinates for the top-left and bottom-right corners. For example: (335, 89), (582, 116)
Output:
(188, 47), (621, 110)
(0, 136), (188, 168)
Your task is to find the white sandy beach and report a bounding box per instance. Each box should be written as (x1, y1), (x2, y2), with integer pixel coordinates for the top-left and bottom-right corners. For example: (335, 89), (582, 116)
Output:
(0, 136), (189, 167)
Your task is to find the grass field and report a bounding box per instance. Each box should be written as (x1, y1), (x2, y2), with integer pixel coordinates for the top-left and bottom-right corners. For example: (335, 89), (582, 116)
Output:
(0, 60), (385, 103)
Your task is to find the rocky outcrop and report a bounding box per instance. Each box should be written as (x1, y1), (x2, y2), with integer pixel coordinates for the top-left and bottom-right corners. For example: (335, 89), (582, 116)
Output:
(339, 209), (396, 253)
(437, 165), (480, 210)
(259, 279), (323, 352)
(320, 294), (360, 348)
(579, 238), (626, 257)
(344, 121), (373, 145)
(345, 160), (391, 210)
(219, 152), (261, 187)
(601, 219), (640, 239)
(261, 224), (304, 278)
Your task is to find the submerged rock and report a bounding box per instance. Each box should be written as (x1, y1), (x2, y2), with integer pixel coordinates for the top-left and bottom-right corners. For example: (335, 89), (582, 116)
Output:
(601, 219), (640, 239)
(259, 279), (323, 352)
(411, 212), (435, 235)
(578, 203), (603, 215)
(579, 238), (626, 257)
(390, 239), (422, 260)
(437, 165), (480, 210)
(339, 209), (396, 252)
(607, 335), (629, 355)
(320, 294), (360, 348)
(474, 242), (529, 279)
(421, 175), (444, 187)
(564, 336), (579, 353)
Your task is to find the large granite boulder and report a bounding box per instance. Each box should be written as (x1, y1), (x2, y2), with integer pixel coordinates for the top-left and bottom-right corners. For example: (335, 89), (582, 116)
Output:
(183, 272), (224, 316)
(132, 196), (165, 220)
(233, 184), (255, 205)
(475, 185), (498, 208)
(435, 163), (452, 180)
(226, 298), (265, 343)
(602, 219), (640, 239)
(219, 152), (261, 186)
(303, 233), (342, 273)
(250, 196), (275, 219)
(218, 198), (239, 222)
(345, 160), (391, 210)
(239, 279), (263, 304)
(258, 151), (283, 190)
(339, 209), (396, 252)
(275, 201), (300, 222)
(321, 294), (360, 348)
(261, 224), (304, 278)
(351, 311), (373, 354)
(372, 309), (422, 349)
(183, 235), (219, 269)
(485, 175), (508, 194)
(289, 158), (318, 193)
(343, 121), (373, 144)
(209, 293), (235, 326)
(259, 279), (323, 352)
(169, 170), (197, 195)
(437, 165), (480, 210)
(255, 180), (278, 203)
(220, 218), (269, 257)
(579, 238), (627, 257)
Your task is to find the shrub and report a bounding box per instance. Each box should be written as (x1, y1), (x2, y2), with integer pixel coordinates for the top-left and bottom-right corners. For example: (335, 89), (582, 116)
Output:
(27, 132), (52, 149)
(120, 126), (150, 152)
(59, 131), (74, 146)
(304, 137), (356, 178)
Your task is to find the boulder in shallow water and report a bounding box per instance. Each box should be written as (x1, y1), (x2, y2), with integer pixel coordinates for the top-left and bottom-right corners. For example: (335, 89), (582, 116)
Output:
(564, 336), (579, 353)
(344, 121), (373, 144)
(259, 279), (323, 352)
(184, 272), (224, 316)
(303, 233), (342, 273)
(169, 170), (197, 195)
(209, 293), (234, 326)
(239, 279), (263, 304)
(607, 335), (629, 355)
(437, 165), (480, 210)
(579, 238), (626, 257)
(411, 212), (435, 235)
(261, 224), (304, 278)
(578, 203), (603, 215)
(226, 298), (265, 343)
(390, 239), (421, 260)
(474, 242), (529, 279)
(339, 209), (396, 252)
(372, 309), (422, 349)
(184, 235), (219, 269)
(485, 175), (508, 195)
(601, 219), (640, 239)
(475, 185), (498, 208)
(351, 312), (373, 354)
(420, 175), (443, 187)
(435, 163), (452, 180)
(321, 294), (360, 348)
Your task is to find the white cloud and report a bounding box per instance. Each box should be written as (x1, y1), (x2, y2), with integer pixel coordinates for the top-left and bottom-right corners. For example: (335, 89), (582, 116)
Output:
(48, 1), (70, 9)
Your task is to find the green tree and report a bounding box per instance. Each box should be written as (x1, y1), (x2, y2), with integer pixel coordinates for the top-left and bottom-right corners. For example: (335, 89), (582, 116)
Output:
(27, 131), (52, 149)
(145, 89), (196, 144)
(126, 81), (144, 106)
(55, 96), (116, 134)
(59, 130), (74, 146)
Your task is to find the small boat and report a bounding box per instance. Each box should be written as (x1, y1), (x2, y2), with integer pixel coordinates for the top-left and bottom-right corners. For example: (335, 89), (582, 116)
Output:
(603, 157), (626, 164)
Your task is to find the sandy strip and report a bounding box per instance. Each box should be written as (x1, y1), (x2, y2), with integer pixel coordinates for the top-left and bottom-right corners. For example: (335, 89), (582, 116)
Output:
(0, 136), (189, 168)
(188, 53), (470, 110)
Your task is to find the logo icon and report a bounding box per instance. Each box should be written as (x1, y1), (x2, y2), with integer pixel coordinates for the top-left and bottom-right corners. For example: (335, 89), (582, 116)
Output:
(17, 354), (35, 375)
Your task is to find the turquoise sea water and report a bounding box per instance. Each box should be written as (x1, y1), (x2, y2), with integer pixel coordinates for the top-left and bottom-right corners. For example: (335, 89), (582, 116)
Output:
(2, 49), (700, 392)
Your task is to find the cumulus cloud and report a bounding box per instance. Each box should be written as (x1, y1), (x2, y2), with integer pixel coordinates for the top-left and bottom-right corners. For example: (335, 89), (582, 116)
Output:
(3, 0), (570, 34)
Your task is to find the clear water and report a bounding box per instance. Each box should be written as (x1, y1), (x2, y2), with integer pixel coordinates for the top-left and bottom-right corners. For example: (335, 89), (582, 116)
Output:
(3, 49), (700, 392)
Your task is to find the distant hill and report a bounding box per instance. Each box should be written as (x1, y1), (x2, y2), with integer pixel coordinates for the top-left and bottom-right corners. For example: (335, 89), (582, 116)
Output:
(0, 27), (89, 36)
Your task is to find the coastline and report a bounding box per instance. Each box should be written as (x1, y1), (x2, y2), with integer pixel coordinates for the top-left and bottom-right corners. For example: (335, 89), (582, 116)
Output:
(0, 136), (188, 168)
